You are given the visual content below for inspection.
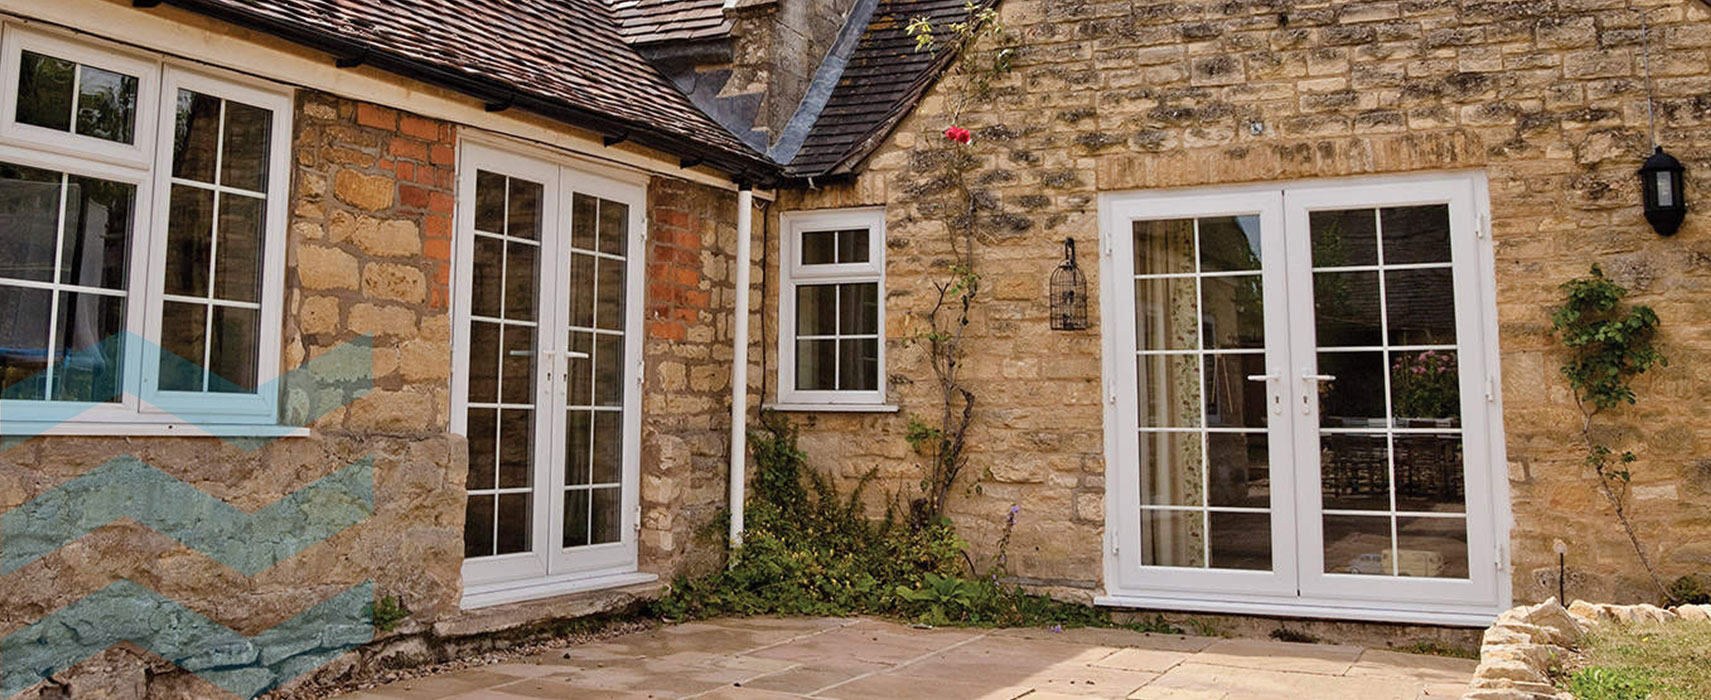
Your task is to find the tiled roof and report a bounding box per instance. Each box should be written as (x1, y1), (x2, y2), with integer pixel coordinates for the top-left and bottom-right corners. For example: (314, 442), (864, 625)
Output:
(163, 0), (772, 176)
(607, 0), (734, 45)
(786, 0), (991, 178)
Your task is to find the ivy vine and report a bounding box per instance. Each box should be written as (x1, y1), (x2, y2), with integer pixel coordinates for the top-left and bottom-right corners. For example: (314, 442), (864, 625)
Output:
(1551, 264), (1671, 600)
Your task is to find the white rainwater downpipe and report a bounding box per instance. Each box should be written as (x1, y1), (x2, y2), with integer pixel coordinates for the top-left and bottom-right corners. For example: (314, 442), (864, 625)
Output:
(729, 187), (754, 548)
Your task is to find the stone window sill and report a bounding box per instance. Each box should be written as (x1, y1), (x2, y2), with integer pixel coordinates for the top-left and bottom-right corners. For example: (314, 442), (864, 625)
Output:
(0, 421), (312, 439)
(762, 403), (901, 414)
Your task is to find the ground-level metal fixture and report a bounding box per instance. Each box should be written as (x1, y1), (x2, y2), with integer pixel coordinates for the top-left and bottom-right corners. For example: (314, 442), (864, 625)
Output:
(1640, 146), (1686, 236)
(1050, 238), (1087, 331)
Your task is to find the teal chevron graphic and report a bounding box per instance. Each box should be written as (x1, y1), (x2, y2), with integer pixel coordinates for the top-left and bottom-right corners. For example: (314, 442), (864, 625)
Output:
(1, 456), (372, 575)
(0, 332), (374, 449)
(2, 579), (373, 698)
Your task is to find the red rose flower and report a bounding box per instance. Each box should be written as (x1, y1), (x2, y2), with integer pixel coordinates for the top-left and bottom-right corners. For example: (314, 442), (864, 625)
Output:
(943, 126), (972, 144)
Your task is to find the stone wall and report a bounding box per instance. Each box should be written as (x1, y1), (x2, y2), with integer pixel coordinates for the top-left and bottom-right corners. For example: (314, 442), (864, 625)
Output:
(776, 0), (1711, 604)
(640, 177), (756, 580)
(0, 91), (467, 697)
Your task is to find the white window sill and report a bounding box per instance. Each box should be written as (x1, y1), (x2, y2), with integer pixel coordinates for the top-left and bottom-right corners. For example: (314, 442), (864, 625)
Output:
(461, 570), (659, 610)
(763, 403), (900, 414)
(0, 421), (312, 439)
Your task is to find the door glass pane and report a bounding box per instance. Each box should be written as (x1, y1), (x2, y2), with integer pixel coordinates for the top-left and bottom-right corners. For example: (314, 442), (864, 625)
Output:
(570, 193), (596, 250)
(220, 101), (271, 191)
(1323, 515), (1393, 575)
(1141, 509), (1204, 568)
(1210, 512), (1271, 570)
(591, 411), (622, 484)
(566, 410), (592, 486)
(1311, 204), (1469, 581)
(563, 489), (590, 548)
(1133, 213), (1274, 572)
(595, 257), (623, 331)
(1396, 516), (1468, 578)
(597, 199), (627, 256)
(562, 193), (632, 553)
(591, 487), (622, 544)
(463, 171), (546, 561)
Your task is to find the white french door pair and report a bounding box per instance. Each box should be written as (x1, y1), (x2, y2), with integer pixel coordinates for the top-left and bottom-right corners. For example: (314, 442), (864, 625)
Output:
(1100, 173), (1509, 624)
(453, 142), (645, 605)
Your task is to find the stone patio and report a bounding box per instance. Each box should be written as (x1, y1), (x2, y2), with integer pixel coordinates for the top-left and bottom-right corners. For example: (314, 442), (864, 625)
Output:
(334, 617), (1474, 699)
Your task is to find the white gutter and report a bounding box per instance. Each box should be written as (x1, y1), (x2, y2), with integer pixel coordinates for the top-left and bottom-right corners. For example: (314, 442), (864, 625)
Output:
(729, 187), (754, 548)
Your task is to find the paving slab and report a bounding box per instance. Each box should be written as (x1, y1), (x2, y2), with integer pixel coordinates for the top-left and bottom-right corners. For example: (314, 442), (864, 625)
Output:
(338, 617), (1472, 700)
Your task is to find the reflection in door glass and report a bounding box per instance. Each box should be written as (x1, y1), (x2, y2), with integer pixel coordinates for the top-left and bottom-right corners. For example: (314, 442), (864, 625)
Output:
(1311, 204), (1467, 579)
(1132, 216), (1271, 571)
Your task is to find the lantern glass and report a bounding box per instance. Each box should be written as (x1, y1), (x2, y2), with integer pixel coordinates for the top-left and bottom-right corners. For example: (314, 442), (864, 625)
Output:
(1050, 238), (1088, 331)
(1656, 170), (1675, 208)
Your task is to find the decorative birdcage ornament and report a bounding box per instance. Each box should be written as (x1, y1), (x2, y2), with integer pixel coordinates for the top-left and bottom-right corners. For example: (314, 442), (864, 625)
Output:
(1050, 237), (1087, 331)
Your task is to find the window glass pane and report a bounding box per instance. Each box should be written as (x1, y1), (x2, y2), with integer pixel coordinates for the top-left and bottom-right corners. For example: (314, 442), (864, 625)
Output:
(597, 199), (627, 257)
(75, 64), (138, 144)
(164, 185), (213, 297)
(594, 334), (623, 406)
(1391, 350), (1460, 427)
(463, 494), (495, 558)
(1381, 205), (1451, 265)
(836, 228), (869, 263)
(795, 338), (835, 390)
(1203, 353), (1266, 429)
(592, 410), (622, 483)
(16, 51), (73, 132)
(1396, 516), (1468, 578)
(568, 253), (594, 328)
(61, 175), (134, 290)
(565, 410), (591, 486)
(219, 101), (271, 191)
(796, 285), (836, 336)
(1133, 219), (1194, 275)
(1209, 512), (1271, 571)
(1136, 354), (1200, 428)
(497, 408), (532, 488)
(568, 331), (592, 405)
(837, 338), (877, 391)
(1140, 509), (1205, 567)
(1310, 209), (1378, 267)
(1317, 351), (1385, 428)
(495, 492), (531, 555)
(1320, 434), (1390, 511)
(1394, 435), (1466, 513)
(172, 90), (221, 183)
(506, 178), (541, 241)
(1197, 215), (1261, 272)
(214, 194), (263, 303)
(1313, 270), (1380, 347)
(53, 291), (124, 402)
(1138, 431), (1199, 506)
(591, 487), (621, 544)
(570, 193), (596, 250)
(1200, 275), (1262, 349)
(1134, 277), (1198, 351)
(1324, 514), (1393, 575)
(499, 324), (533, 405)
(1207, 432), (1268, 508)
(466, 407), (497, 491)
(562, 489), (590, 548)
(594, 256), (624, 331)
(0, 163), (62, 283)
(503, 240), (538, 322)
(470, 236), (503, 318)
(0, 285), (52, 400)
(157, 300), (207, 391)
(207, 305), (257, 392)
(1384, 268), (1456, 345)
(473, 171), (506, 234)
(801, 230), (836, 265)
(838, 283), (877, 335)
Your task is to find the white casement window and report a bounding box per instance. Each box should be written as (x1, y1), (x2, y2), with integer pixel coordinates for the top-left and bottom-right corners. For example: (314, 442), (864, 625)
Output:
(0, 25), (291, 433)
(778, 208), (886, 408)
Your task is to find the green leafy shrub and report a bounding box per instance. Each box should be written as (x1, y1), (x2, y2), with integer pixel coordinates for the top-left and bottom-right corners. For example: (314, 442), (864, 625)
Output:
(1667, 575), (1710, 605)
(367, 595), (410, 634)
(655, 414), (1126, 630)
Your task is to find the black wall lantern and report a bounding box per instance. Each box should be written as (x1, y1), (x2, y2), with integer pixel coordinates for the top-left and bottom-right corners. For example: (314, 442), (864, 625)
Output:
(1640, 146), (1686, 236)
(1050, 238), (1087, 331)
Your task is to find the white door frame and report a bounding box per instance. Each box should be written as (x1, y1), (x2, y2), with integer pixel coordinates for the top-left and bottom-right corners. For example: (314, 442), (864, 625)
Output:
(452, 139), (653, 609)
(1096, 171), (1511, 626)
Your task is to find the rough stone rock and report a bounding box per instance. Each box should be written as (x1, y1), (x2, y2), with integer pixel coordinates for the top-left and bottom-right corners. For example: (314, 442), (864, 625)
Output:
(1674, 603), (1711, 621)
(334, 170), (394, 211)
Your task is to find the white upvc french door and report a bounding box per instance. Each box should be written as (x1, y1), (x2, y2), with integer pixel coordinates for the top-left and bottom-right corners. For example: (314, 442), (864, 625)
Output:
(1100, 173), (1508, 624)
(453, 141), (648, 608)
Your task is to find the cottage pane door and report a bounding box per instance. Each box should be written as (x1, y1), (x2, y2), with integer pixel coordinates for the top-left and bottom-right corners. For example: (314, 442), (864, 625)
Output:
(457, 143), (642, 596)
(1106, 175), (1503, 621)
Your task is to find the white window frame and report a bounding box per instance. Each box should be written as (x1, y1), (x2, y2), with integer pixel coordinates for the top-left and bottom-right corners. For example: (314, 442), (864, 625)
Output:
(777, 207), (887, 408)
(0, 24), (294, 436)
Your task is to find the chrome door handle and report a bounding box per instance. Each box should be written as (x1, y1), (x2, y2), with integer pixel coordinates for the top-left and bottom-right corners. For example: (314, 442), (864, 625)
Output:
(1246, 373), (1278, 382)
(1302, 373), (1336, 382)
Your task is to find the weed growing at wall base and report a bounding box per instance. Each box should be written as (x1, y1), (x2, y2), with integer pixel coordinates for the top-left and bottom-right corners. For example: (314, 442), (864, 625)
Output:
(655, 414), (1159, 631)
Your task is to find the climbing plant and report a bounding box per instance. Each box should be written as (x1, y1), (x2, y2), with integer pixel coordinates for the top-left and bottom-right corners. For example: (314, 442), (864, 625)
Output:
(900, 3), (1016, 527)
(1551, 264), (1672, 600)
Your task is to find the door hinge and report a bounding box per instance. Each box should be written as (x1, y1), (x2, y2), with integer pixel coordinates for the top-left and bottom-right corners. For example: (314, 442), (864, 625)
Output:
(1485, 374), (1496, 403)
(634, 503), (643, 533)
(636, 359), (645, 386)
(1478, 212), (1490, 239)
(1495, 542), (1508, 571)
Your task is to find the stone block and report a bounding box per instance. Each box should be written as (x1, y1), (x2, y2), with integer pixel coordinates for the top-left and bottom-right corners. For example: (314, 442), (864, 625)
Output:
(297, 244), (360, 290)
